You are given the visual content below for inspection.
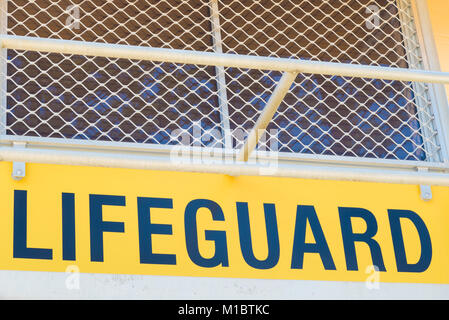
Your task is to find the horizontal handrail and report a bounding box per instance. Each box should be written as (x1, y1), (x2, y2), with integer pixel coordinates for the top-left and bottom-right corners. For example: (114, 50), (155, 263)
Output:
(1, 145), (449, 186)
(2, 35), (449, 84)
(2, 135), (448, 170)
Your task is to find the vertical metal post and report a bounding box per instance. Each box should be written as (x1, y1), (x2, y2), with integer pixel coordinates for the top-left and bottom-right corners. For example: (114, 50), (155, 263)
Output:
(0, 0), (7, 137)
(209, 0), (233, 151)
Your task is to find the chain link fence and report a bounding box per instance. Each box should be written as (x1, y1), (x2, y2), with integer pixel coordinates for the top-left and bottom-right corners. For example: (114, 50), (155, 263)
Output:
(1, 0), (443, 162)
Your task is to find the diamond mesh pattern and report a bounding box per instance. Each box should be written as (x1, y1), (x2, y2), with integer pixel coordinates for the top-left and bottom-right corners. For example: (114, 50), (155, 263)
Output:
(1, 0), (443, 161)
(218, 0), (440, 160)
(5, 0), (223, 147)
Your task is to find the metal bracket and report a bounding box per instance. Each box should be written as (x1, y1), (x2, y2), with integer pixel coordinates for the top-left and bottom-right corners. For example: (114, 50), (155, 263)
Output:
(418, 167), (432, 201)
(12, 142), (26, 181)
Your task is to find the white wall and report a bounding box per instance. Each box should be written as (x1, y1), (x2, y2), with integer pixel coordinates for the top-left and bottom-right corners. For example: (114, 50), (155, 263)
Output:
(0, 271), (448, 300)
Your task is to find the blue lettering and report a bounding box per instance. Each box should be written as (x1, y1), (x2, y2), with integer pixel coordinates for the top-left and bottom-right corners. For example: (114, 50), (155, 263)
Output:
(185, 199), (228, 268)
(388, 209), (432, 272)
(236, 202), (280, 269)
(291, 205), (336, 270)
(339, 207), (386, 271)
(13, 190), (53, 260)
(138, 197), (176, 265)
(89, 194), (125, 262)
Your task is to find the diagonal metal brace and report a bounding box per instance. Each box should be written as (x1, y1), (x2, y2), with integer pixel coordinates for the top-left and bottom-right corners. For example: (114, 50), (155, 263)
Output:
(237, 71), (297, 162)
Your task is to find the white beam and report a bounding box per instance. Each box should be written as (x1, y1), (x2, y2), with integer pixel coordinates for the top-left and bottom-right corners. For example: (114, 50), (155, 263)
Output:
(1, 146), (449, 186)
(2, 35), (449, 84)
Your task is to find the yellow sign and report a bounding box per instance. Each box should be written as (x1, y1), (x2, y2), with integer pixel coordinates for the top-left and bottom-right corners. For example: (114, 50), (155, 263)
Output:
(1, 162), (448, 284)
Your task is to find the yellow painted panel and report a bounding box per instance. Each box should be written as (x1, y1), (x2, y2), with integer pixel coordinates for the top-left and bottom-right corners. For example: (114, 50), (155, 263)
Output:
(427, 0), (449, 96)
(0, 162), (448, 284)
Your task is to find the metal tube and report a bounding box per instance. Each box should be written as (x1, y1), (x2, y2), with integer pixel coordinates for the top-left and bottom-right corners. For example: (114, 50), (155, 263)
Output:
(3, 35), (449, 84)
(237, 72), (297, 162)
(209, 0), (233, 150)
(2, 135), (449, 170)
(1, 146), (449, 186)
(3, 135), (449, 171)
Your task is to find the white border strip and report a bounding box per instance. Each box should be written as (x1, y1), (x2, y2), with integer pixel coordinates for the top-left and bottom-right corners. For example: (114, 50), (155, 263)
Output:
(1, 271), (448, 300)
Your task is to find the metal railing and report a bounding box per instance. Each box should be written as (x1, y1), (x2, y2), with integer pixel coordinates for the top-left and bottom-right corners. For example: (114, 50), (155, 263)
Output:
(1, 34), (449, 185)
(1, 0), (449, 187)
